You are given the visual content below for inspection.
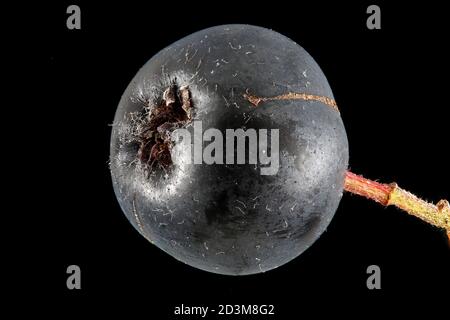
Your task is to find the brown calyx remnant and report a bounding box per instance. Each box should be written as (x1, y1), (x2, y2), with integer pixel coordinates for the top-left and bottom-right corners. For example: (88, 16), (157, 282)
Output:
(244, 90), (339, 112)
(137, 84), (192, 172)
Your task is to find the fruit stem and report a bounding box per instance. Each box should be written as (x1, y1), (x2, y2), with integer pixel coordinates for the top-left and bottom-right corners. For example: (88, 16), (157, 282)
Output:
(344, 171), (450, 239)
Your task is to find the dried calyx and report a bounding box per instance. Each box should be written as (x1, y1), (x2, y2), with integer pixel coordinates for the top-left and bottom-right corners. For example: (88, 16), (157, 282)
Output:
(137, 84), (192, 171)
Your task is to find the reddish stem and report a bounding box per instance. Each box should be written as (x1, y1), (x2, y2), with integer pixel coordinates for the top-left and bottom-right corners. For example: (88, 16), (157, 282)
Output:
(344, 171), (450, 239)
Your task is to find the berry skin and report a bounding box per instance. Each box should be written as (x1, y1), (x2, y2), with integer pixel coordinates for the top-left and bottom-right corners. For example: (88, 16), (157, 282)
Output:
(110, 25), (349, 275)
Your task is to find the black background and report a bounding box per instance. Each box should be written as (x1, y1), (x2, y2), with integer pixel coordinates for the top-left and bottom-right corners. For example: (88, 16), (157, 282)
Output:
(20, 1), (450, 317)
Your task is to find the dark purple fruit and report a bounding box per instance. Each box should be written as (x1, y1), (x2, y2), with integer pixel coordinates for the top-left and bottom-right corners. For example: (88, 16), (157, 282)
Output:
(110, 24), (348, 275)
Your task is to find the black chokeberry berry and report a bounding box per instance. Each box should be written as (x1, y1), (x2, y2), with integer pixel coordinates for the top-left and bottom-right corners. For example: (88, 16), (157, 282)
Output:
(110, 25), (349, 275)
